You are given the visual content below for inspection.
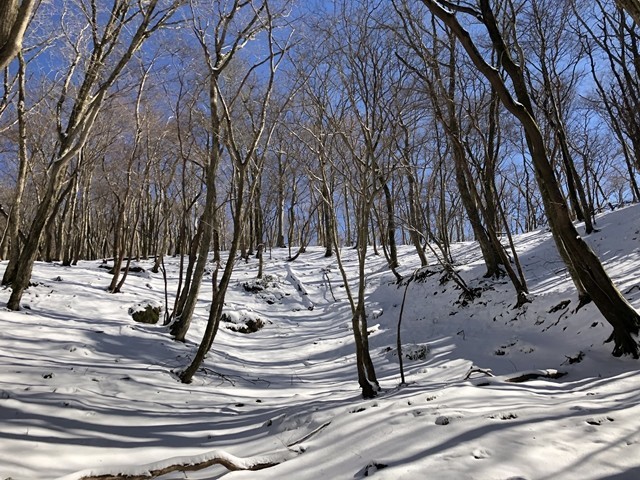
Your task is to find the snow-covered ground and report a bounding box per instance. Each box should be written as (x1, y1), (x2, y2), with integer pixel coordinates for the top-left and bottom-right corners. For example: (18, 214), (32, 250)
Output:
(2, 205), (640, 480)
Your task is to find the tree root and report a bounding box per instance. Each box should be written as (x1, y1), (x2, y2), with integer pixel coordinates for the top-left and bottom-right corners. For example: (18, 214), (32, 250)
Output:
(73, 448), (300, 480)
(605, 327), (640, 359)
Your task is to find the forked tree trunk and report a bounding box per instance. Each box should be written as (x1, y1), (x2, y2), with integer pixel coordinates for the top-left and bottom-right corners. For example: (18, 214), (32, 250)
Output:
(402, 28), (504, 278)
(170, 178), (217, 341)
(351, 198), (380, 398)
(398, 122), (428, 267)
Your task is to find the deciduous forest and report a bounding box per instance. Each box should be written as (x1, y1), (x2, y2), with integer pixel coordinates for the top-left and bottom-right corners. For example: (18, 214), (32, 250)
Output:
(2, 1), (640, 478)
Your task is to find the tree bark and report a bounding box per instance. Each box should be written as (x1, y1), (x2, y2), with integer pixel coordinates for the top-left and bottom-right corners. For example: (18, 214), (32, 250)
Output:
(0, 0), (36, 71)
(617, 0), (640, 26)
(1, 52), (28, 285)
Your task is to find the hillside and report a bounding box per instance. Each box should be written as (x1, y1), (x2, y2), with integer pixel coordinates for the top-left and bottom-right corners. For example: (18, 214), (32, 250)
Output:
(1, 205), (640, 480)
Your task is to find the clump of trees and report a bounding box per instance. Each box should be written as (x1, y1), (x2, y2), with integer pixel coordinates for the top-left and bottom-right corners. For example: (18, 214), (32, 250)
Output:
(1, 0), (640, 397)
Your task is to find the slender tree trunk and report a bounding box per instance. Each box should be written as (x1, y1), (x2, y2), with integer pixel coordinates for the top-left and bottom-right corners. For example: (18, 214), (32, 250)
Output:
(276, 153), (287, 248)
(2, 53), (27, 285)
(352, 197), (380, 398)
(343, 184), (352, 246)
(62, 172), (80, 267)
(380, 180), (399, 270)
(321, 179), (333, 257)
(398, 123), (428, 267)
(108, 201), (127, 291)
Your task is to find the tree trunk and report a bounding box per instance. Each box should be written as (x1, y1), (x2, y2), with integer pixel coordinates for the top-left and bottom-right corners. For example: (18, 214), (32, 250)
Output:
(2, 53), (28, 285)
(617, 0), (640, 26)
(7, 160), (67, 309)
(321, 181), (333, 257)
(170, 185), (217, 341)
(0, 0), (36, 71)
(352, 199), (380, 398)
(380, 180), (399, 270)
(276, 153), (287, 248)
(398, 123), (429, 267)
(4, 0), (180, 310)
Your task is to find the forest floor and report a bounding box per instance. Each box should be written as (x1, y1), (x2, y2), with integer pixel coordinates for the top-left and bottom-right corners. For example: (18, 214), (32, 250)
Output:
(2, 205), (640, 479)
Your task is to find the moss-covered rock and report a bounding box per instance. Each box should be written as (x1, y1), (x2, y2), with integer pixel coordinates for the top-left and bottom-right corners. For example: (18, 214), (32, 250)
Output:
(129, 303), (161, 324)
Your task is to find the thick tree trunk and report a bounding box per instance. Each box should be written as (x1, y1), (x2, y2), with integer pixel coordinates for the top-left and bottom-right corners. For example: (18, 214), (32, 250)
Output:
(0, 0), (35, 70)
(535, 46), (594, 233)
(617, 0), (640, 26)
(7, 160), (66, 309)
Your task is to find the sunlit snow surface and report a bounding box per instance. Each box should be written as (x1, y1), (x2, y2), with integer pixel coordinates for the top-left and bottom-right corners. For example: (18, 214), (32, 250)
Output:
(2, 205), (640, 479)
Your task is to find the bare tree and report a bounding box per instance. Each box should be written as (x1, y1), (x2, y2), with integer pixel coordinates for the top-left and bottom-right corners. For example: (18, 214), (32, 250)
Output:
(169, 0), (280, 342)
(524, 0), (594, 233)
(577, 0), (640, 202)
(0, 53), (27, 279)
(419, 0), (640, 357)
(177, 0), (292, 383)
(4, 0), (182, 310)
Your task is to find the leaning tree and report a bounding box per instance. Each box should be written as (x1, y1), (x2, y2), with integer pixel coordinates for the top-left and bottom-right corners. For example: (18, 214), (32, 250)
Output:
(418, 0), (640, 357)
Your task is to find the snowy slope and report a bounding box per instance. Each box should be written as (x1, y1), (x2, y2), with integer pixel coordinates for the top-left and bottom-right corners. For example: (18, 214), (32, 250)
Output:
(1, 205), (640, 480)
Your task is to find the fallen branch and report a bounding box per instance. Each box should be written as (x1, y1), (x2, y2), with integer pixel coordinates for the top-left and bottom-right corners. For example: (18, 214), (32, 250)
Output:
(463, 367), (495, 380)
(67, 448), (299, 480)
(287, 421), (332, 447)
(322, 268), (336, 302)
(470, 368), (567, 386)
(505, 369), (567, 383)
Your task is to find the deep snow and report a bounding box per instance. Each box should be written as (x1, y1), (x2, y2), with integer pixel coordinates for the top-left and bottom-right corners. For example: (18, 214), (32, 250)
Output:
(1, 205), (640, 479)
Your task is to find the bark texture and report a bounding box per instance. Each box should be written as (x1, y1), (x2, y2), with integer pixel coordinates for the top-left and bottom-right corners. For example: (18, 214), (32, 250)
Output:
(0, 0), (35, 70)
